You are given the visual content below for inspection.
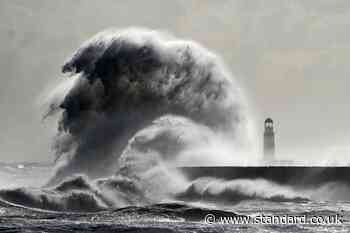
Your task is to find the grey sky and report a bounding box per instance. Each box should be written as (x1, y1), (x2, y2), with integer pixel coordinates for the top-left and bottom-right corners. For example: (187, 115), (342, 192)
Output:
(0, 0), (349, 162)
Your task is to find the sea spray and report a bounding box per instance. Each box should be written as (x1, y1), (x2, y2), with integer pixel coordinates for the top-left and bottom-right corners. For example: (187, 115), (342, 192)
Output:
(45, 28), (254, 185)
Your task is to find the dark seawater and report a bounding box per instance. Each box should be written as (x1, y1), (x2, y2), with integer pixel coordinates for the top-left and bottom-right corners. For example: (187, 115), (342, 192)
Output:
(1, 199), (349, 232)
(0, 164), (349, 233)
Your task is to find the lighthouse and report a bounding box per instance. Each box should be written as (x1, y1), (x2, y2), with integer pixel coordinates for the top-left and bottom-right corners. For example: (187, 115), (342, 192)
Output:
(263, 118), (275, 161)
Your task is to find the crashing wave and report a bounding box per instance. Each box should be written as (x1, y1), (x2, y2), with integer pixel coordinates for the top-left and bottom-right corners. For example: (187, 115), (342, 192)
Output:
(0, 176), (107, 212)
(44, 28), (253, 187)
(176, 178), (309, 204)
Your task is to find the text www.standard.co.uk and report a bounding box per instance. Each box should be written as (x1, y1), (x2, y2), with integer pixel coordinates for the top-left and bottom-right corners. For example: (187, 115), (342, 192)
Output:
(204, 213), (344, 225)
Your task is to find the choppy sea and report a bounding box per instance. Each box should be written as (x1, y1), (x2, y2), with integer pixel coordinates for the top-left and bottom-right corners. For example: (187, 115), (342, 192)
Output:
(0, 163), (349, 233)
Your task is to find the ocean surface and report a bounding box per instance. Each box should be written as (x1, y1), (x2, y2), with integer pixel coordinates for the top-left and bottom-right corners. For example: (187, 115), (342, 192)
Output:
(0, 163), (349, 233)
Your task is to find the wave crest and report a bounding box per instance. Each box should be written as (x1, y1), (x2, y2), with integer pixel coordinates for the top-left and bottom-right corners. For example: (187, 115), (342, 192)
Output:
(45, 28), (251, 186)
(177, 177), (309, 204)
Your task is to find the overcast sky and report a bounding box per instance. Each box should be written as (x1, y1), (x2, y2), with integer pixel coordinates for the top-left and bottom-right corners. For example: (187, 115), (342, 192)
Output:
(0, 0), (349, 162)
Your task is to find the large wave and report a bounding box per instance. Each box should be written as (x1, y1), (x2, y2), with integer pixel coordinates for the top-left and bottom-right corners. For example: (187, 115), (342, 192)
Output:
(43, 28), (254, 186)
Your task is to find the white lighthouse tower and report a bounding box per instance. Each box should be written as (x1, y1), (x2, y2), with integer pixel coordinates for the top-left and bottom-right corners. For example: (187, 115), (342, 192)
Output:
(263, 118), (275, 162)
